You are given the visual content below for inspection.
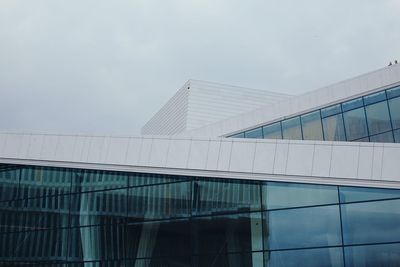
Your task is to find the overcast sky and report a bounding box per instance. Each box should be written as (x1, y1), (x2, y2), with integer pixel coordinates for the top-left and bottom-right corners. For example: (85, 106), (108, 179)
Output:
(1, 0), (399, 135)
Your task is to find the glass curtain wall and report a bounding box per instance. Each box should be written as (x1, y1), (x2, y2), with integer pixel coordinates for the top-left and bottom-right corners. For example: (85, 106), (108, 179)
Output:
(1, 164), (400, 266)
(230, 85), (400, 143)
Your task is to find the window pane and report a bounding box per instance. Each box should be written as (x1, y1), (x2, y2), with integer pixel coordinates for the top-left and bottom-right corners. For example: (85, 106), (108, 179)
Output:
(388, 96), (400, 129)
(301, 111), (323, 140)
(194, 252), (263, 267)
(0, 165), (21, 202)
(321, 104), (342, 118)
(192, 213), (262, 254)
(363, 91), (386, 105)
(265, 206), (342, 250)
(343, 107), (368, 140)
(230, 132), (245, 138)
(369, 131), (394, 143)
(341, 199), (400, 245)
(127, 181), (190, 221)
(128, 172), (183, 187)
(282, 117), (302, 140)
(342, 97), (363, 112)
(322, 114), (346, 141)
(365, 101), (392, 135)
(265, 247), (344, 267)
(345, 243), (400, 267)
(263, 122), (282, 139)
(245, 127), (263, 138)
(126, 219), (191, 259)
(394, 129), (400, 143)
(387, 85), (400, 99)
(263, 182), (338, 210)
(339, 186), (400, 203)
(19, 166), (72, 198)
(193, 179), (260, 215)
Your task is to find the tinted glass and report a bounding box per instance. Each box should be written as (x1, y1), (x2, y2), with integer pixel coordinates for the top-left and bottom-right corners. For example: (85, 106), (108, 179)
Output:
(341, 199), (400, 245)
(365, 101), (392, 135)
(263, 182), (338, 210)
(345, 243), (400, 267)
(343, 107), (368, 140)
(194, 252), (263, 267)
(231, 132), (245, 138)
(387, 85), (400, 99)
(265, 205), (342, 250)
(322, 114), (346, 141)
(72, 170), (127, 192)
(263, 122), (282, 139)
(282, 117), (302, 140)
(192, 213), (262, 254)
(0, 165), (21, 202)
(245, 127), (263, 138)
(19, 166), (71, 198)
(301, 111), (323, 140)
(388, 96), (400, 129)
(128, 181), (190, 220)
(342, 97), (363, 112)
(369, 131), (394, 142)
(193, 179), (260, 215)
(339, 186), (400, 203)
(321, 104), (342, 118)
(394, 129), (400, 143)
(265, 247), (344, 267)
(363, 91), (386, 105)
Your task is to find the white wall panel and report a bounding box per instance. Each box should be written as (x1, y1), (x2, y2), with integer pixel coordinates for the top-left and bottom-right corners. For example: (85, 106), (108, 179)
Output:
(357, 145), (374, 179)
(148, 138), (169, 167)
(286, 142), (314, 176)
(229, 141), (256, 173)
(273, 141), (289, 175)
(206, 140), (221, 170)
(125, 138), (142, 166)
(18, 134), (32, 159)
(138, 138), (153, 166)
(54, 135), (76, 162)
(381, 146), (400, 181)
(3, 134), (22, 158)
(27, 134), (44, 159)
(252, 140), (276, 174)
(217, 140), (232, 171)
(87, 136), (106, 163)
(187, 139), (209, 170)
(166, 139), (191, 168)
(106, 137), (130, 165)
(372, 145), (384, 180)
(40, 135), (59, 160)
(330, 144), (359, 179)
(311, 144), (332, 177)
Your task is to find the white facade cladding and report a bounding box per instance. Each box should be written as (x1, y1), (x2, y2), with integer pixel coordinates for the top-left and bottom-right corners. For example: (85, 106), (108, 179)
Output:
(0, 133), (400, 189)
(141, 80), (291, 135)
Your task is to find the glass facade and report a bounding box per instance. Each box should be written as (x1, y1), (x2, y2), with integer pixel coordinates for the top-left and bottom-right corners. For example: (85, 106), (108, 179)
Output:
(1, 164), (400, 266)
(229, 85), (400, 143)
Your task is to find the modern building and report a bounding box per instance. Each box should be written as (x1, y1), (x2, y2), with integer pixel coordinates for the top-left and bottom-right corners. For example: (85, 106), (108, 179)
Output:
(1, 64), (400, 267)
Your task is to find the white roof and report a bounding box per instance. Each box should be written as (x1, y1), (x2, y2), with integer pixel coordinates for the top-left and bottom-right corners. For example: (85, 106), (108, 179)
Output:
(141, 80), (291, 135)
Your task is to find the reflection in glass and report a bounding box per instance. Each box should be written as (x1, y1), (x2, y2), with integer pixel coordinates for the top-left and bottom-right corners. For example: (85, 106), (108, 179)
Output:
(365, 101), (392, 135)
(264, 205), (341, 249)
(0, 165), (20, 202)
(193, 179), (260, 215)
(70, 189), (127, 227)
(194, 252), (263, 267)
(282, 117), (302, 140)
(321, 104), (342, 118)
(341, 199), (400, 245)
(193, 213), (262, 254)
(19, 166), (71, 199)
(322, 114), (346, 141)
(263, 122), (282, 139)
(73, 170), (128, 193)
(265, 206), (342, 250)
(394, 129), (400, 143)
(363, 91), (386, 105)
(263, 182), (338, 210)
(126, 219), (191, 259)
(342, 97), (363, 112)
(387, 86), (400, 99)
(343, 107), (368, 140)
(301, 111), (323, 140)
(389, 97), (400, 129)
(128, 181), (190, 220)
(339, 186), (400, 203)
(231, 132), (245, 138)
(245, 127), (263, 138)
(369, 131), (394, 143)
(265, 247), (344, 267)
(345, 243), (400, 267)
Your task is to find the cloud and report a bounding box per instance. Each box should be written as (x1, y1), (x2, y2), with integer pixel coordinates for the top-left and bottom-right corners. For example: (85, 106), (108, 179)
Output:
(0, 0), (399, 135)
